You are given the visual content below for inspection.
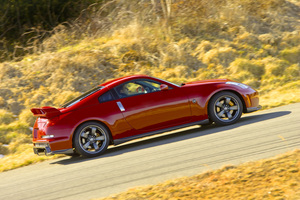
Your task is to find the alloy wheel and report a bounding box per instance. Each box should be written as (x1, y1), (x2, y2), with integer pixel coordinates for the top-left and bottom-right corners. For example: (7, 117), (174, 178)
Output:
(78, 125), (108, 154)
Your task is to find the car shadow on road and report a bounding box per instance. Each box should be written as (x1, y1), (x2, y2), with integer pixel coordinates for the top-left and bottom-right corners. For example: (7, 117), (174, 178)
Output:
(50, 111), (291, 165)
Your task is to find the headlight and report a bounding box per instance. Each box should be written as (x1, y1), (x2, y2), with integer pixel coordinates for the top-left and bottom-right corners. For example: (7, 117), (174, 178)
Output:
(226, 81), (249, 89)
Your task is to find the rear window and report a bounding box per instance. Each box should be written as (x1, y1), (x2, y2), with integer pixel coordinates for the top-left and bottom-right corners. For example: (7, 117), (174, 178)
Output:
(61, 86), (104, 108)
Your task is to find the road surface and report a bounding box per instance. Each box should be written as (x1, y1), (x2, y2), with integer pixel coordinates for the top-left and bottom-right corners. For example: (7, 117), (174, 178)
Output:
(0, 103), (299, 200)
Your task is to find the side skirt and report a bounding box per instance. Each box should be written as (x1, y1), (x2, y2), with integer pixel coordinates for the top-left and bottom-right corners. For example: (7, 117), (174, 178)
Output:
(52, 148), (74, 155)
(113, 119), (209, 145)
(246, 105), (262, 113)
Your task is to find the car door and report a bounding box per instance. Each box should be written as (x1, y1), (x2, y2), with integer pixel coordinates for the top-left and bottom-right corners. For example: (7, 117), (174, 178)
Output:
(113, 79), (192, 132)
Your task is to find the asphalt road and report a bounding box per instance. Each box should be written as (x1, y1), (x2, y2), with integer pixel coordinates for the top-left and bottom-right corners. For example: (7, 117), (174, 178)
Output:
(0, 103), (299, 200)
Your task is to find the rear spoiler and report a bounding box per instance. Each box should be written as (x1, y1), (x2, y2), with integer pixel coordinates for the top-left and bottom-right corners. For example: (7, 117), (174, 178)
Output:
(31, 107), (61, 118)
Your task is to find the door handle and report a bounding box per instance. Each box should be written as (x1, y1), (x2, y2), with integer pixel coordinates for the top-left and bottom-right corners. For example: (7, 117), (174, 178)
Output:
(117, 101), (125, 112)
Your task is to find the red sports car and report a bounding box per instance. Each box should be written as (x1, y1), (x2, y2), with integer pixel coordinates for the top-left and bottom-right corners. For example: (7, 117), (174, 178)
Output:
(31, 75), (261, 157)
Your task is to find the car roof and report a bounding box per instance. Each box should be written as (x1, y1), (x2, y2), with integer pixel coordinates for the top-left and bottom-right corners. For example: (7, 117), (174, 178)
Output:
(99, 75), (151, 88)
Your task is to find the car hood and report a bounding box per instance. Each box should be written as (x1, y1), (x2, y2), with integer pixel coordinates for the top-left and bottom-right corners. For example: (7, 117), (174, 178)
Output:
(182, 79), (231, 86)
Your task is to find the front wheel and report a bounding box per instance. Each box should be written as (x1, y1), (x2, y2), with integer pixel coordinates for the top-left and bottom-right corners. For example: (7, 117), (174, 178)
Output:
(74, 122), (111, 157)
(208, 92), (243, 126)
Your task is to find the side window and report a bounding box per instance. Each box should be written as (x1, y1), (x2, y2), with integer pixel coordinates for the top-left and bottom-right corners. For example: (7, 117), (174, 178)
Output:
(125, 82), (140, 94)
(136, 79), (173, 92)
(140, 80), (161, 92)
(114, 79), (170, 99)
(115, 82), (142, 98)
(98, 91), (114, 103)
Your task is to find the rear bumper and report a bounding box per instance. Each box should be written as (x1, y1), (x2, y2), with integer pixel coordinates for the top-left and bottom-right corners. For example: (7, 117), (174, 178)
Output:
(33, 143), (74, 156)
(246, 105), (262, 113)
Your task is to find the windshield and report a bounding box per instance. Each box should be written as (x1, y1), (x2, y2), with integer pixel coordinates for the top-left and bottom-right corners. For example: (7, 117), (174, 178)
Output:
(61, 86), (104, 108)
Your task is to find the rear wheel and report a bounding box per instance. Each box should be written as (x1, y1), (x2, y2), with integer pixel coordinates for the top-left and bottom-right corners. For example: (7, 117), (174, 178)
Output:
(74, 122), (110, 157)
(208, 91), (243, 126)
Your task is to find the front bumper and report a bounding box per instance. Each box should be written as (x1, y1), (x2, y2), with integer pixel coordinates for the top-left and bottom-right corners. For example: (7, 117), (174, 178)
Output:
(33, 143), (74, 156)
(246, 105), (262, 113)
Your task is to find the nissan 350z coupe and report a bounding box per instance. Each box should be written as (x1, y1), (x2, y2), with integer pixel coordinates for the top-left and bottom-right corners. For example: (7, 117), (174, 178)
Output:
(31, 75), (261, 157)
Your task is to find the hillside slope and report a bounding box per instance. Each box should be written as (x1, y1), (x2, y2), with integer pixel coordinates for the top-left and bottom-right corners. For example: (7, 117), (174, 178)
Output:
(0, 0), (300, 158)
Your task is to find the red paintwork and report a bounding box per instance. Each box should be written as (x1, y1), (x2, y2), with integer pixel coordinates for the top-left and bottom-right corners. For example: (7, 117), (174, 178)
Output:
(31, 75), (260, 153)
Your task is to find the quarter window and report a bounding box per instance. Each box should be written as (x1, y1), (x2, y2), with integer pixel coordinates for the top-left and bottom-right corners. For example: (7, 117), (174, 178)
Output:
(99, 91), (114, 103)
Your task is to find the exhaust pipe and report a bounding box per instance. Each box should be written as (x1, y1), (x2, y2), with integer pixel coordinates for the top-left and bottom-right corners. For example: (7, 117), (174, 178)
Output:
(34, 146), (53, 156)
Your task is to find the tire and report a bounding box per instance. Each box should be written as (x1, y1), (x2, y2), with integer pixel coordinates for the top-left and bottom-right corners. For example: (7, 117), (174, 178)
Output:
(201, 119), (214, 127)
(73, 121), (111, 157)
(208, 91), (243, 126)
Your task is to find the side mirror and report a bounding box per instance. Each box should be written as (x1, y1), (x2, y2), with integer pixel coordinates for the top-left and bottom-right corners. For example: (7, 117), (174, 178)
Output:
(160, 84), (169, 91)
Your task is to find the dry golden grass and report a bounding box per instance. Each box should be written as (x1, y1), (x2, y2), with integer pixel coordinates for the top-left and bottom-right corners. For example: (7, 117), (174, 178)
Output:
(98, 150), (300, 200)
(260, 81), (300, 109)
(0, 144), (63, 173)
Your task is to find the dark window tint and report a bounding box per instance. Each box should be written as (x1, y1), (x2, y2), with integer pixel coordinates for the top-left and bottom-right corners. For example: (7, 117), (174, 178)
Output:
(99, 91), (114, 103)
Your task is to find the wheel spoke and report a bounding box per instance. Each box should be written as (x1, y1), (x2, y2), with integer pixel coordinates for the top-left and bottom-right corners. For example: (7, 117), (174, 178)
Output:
(81, 131), (89, 138)
(217, 110), (225, 118)
(227, 112), (233, 119)
(93, 143), (99, 150)
(91, 127), (97, 135)
(230, 105), (238, 110)
(95, 136), (105, 141)
(216, 101), (223, 107)
(225, 97), (231, 105)
(83, 141), (91, 149)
